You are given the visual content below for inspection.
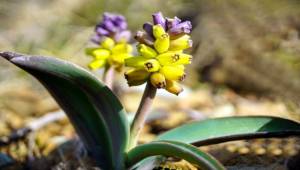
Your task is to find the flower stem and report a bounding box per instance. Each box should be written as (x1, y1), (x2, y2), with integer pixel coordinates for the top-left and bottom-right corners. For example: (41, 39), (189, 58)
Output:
(103, 66), (115, 90)
(128, 82), (157, 149)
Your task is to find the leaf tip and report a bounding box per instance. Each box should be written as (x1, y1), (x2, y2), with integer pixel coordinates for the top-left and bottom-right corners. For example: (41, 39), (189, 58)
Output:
(0, 51), (21, 61)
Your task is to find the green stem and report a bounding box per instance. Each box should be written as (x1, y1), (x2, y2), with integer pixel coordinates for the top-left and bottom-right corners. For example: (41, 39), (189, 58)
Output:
(128, 82), (157, 150)
(103, 66), (115, 90)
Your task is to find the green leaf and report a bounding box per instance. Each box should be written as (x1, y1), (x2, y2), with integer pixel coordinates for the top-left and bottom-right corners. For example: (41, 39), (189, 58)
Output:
(158, 116), (300, 146)
(126, 140), (225, 170)
(0, 52), (129, 169)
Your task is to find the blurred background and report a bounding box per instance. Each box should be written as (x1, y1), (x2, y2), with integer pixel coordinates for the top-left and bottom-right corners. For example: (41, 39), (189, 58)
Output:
(1, 0), (300, 102)
(1, 0), (300, 169)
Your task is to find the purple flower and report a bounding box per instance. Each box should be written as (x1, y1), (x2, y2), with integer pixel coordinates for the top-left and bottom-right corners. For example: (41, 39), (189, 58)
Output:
(115, 30), (131, 42)
(92, 12), (130, 44)
(143, 22), (154, 38)
(135, 12), (192, 44)
(95, 26), (110, 36)
(168, 21), (192, 36)
(152, 12), (166, 29)
(166, 17), (181, 30)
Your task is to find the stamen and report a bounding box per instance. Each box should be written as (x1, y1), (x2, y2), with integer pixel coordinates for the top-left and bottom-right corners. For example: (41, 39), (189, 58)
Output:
(161, 34), (169, 39)
(172, 54), (180, 62)
(145, 62), (153, 69)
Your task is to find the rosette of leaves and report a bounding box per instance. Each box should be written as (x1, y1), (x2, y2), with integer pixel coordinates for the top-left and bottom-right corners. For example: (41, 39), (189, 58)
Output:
(2, 51), (300, 169)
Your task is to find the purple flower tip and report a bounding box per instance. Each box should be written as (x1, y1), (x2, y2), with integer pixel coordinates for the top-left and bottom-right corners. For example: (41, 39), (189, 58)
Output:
(143, 22), (154, 38)
(92, 12), (130, 44)
(169, 21), (192, 36)
(152, 12), (166, 29)
(142, 12), (192, 40)
(115, 30), (131, 42)
(166, 17), (181, 30)
(138, 12), (193, 45)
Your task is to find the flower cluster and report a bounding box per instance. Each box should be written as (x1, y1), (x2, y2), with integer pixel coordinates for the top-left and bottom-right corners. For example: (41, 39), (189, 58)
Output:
(86, 13), (132, 71)
(124, 12), (193, 95)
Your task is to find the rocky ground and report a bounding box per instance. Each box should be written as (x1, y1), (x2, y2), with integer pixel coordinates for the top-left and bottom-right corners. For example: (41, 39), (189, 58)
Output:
(0, 77), (299, 169)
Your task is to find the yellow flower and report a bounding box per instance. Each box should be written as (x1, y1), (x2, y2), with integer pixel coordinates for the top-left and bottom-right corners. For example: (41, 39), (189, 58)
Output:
(86, 37), (133, 71)
(124, 24), (192, 95)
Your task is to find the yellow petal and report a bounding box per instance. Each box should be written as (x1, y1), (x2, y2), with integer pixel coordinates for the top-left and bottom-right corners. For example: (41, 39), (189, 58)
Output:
(144, 59), (160, 72)
(124, 69), (150, 86)
(88, 59), (106, 70)
(165, 80), (183, 95)
(169, 35), (193, 51)
(112, 43), (132, 55)
(101, 37), (115, 49)
(137, 44), (157, 58)
(85, 48), (110, 60)
(156, 52), (192, 66)
(108, 53), (130, 66)
(150, 72), (166, 88)
(153, 25), (166, 39)
(160, 65), (185, 81)
(93, 49), (110, 60)
(154, 34), (170, 54)
(125, 56), (148, 68)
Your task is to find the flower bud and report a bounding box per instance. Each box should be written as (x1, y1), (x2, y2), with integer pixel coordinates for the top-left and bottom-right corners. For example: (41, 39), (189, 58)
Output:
(114, 30), (131, 42)
(108, 53), (130, 66)
(125, 56), (148, 68)
(124, 69), (149, 86)
(85, 48), (110, 60)
(152, 12), (166, 29)
(160, 65), (185, 81)
(169, 35), (193, 51)
(168, 21), (192, 36)
(134, 31), (154, 47)
(153, 25), (166, 39)
(112, 43), (132, 54)
(165, 80), (183, 95)
(154, 34), (170, 54)
(101, 37), (115, 49)
(156, 52), (192, 65)
(137, 44), (157, 58)
(144, 59), (160, 72)
(95, 26), (110, 36)
(89, 59), (106, 70)
(166, 17), (181, 30)
(143, 22), (154, 38)
(150, 72), (166, 88)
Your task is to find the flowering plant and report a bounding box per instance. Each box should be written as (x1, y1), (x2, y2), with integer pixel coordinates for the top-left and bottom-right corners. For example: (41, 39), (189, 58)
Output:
(1, 12), (300, 170)
(86, 13), (133, 88)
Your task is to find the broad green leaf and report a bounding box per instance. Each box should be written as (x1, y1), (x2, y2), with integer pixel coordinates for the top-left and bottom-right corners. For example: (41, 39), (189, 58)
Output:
(158, 116), (300, 146)
(126, 140), (225, 170)
(0, 51), (129, 169)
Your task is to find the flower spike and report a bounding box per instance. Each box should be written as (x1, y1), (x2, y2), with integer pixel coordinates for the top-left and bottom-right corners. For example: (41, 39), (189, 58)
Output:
(86, 13), (132, 71)
(125, 12), (193, 95)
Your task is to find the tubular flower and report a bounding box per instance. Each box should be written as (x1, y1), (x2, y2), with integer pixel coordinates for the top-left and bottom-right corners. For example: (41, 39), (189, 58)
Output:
(124, 12), (193, 95)
(86, 13), (132, 71)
